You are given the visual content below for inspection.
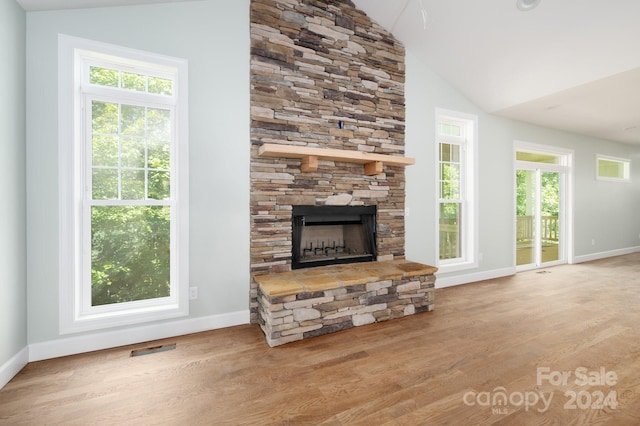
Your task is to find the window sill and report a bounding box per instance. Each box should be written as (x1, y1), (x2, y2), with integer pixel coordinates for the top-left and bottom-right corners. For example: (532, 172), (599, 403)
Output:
(436, 260), (478, 275)
(60, 303), (188, 335)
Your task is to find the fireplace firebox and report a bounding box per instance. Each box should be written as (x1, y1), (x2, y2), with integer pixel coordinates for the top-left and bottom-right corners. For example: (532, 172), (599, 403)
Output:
(291, 205), (377, 270)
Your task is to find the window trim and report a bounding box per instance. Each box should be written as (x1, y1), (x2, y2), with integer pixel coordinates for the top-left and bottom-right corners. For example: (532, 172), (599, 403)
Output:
(58, 35), (189, 334)
(596, 154), (630, 182)
(435, 108), (478, 273)
(514, 140), (574, 268)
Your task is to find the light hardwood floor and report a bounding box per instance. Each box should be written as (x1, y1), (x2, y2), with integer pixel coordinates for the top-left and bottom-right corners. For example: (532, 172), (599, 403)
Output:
(516, 241), (559, 266)
(2, 254), (640, 425)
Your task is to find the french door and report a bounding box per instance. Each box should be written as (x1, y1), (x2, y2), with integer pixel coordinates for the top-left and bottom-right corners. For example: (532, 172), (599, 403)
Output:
(515, 145), (571, 270)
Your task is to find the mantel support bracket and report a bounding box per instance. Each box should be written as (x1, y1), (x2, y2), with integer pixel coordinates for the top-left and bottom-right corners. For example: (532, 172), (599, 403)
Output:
(300, 155), (318, 173)
(364, 161), (383, 175)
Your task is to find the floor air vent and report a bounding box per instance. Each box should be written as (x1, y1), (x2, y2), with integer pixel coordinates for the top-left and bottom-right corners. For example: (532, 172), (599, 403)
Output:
(130, 343), (176, 357)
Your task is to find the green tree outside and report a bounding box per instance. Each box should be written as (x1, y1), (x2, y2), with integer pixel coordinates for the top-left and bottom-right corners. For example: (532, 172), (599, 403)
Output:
(89, 66), (173, 306)
(516, 170), (559, 217)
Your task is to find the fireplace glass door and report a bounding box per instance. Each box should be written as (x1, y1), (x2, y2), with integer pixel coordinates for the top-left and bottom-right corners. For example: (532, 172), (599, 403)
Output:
(291, 205), (376, 269)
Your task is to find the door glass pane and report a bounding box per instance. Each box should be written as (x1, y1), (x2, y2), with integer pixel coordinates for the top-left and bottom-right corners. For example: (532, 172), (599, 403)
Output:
(439, 123), (462, 137)
(439, 203), (461, 260)
(540, 171), (560, 263)
(91, 205), (171, 306)
(516, 169), (536, 266)
(516, 151), (561, 164)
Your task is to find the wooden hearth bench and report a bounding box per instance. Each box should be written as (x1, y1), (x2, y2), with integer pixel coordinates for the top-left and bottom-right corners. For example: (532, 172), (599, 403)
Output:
(254, 260), (437, 347)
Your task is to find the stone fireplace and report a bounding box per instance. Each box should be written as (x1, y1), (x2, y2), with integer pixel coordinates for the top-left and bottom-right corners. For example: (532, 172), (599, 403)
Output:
(248, 0), (437, 346)
(292, 205), (377, 269)
(249, 0), (424, 330)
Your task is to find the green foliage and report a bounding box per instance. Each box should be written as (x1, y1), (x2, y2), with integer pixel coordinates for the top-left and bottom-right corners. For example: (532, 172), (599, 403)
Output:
(89, 87), (173, 306)
(516, 170), (529, 216)
(91, 206), (170, 306)
(90, 66), (118, 87)
(439, 143), (462, 260)
(540, 172), (559, 217)
(439, 143), (461, 218)
(516, 170), (559, 217)
(148, 76), (173, 95)
(90, 66), (173, 96)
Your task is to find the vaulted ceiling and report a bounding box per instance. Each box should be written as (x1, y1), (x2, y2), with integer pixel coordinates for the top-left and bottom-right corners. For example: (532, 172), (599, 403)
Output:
(353, 0), (640, 146)
(17, 0), (640, 145)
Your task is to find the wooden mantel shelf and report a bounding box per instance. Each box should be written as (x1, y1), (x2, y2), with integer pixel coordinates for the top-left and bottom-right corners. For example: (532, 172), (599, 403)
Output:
(258, 143), (415, 175)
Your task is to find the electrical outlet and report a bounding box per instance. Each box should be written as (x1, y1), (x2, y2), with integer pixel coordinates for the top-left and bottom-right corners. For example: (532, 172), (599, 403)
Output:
(189, 286), (198, 300)
(591, 239), (595, 246)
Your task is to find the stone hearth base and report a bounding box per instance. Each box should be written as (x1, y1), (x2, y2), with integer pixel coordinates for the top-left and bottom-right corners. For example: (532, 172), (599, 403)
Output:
(254, 260), (437, 347)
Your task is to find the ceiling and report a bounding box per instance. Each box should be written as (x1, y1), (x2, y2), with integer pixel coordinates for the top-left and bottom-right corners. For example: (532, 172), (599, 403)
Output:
(17, 0), (640, 145)
(352, 0), (640, 146)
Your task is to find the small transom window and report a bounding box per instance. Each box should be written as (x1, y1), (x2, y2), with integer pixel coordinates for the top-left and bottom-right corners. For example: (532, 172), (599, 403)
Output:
(596, 155), (630, 182)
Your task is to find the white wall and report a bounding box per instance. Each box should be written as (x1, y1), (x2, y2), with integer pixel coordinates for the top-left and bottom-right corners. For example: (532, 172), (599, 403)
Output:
(25, 0), (250, 354)
(405, 51), (640, 283)
(0, 0), (28, 388)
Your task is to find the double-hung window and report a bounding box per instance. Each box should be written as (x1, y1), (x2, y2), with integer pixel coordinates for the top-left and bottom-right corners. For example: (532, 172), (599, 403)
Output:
(436, 109), (477, 271)
(59, 36), (189, 333)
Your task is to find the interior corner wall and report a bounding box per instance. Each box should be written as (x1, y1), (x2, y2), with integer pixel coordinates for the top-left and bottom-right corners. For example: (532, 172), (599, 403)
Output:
(0, 0), (28, 385)
(25, 0), (251, 351)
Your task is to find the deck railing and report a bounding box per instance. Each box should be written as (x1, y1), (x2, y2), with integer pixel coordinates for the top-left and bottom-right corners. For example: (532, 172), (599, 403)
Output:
(439, 215), (558, 259)
(439, 222), (460, 260)
(516, 215), (558, 242)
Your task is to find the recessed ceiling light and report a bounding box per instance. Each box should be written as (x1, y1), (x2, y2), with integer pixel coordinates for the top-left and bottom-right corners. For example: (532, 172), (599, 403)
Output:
(517, 0), (541, 11)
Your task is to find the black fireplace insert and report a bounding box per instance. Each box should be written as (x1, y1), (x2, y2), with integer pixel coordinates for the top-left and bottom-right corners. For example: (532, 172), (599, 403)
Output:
(291, 205), (377, 269)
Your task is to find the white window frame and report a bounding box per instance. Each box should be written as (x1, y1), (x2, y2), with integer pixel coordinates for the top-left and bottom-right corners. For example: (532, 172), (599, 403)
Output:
(435, 108), (478, 272)
(596, 154), (630, 182)
(514, 141), (574, 269)
(58, 35), (189, 334)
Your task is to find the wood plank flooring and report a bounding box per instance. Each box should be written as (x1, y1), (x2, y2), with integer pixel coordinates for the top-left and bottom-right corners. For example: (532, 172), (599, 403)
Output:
(2, 254), (640, 425)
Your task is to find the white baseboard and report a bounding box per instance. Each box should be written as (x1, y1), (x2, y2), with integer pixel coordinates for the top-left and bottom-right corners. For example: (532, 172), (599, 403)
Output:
(29, 310), (250, 362)
(436, 266), (517, 288)
(434, 247), (640, 289)
(572, 246), (640, 264)
(0, 346), (29, 390)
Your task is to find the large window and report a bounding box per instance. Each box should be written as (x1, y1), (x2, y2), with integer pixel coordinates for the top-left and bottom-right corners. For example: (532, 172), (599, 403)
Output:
(59, 36), (189, 333)
(436, 110), (477, 271)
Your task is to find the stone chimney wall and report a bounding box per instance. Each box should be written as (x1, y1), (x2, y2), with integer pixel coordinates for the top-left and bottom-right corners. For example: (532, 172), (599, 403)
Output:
(250, 0), (406, 322)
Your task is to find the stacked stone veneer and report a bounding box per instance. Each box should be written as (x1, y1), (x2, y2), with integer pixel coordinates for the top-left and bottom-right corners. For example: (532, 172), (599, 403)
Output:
(250, 0), (407, 323)
(255, 261), (436, 346)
